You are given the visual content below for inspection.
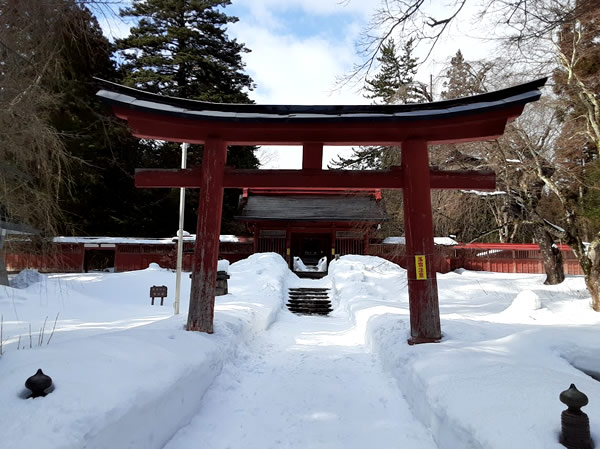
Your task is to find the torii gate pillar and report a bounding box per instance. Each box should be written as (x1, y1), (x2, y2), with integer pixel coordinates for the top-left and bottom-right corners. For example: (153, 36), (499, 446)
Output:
(402, 140), (441, 343)
(187, 138), (227, 333)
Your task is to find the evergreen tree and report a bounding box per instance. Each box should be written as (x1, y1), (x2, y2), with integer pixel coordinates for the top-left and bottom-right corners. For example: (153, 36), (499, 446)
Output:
(44, 2), (147, 236)
(364, 39), (403, 104)
(441, 50), (485, 100)
(116, 0), (253, 103)
(331, 38), (430, 170)
(364, 38), (430, 105)
(116, 0), (259, 235)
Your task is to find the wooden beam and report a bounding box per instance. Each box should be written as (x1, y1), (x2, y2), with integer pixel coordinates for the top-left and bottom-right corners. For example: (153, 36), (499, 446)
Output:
(135, 166), (496, 191)
(302, 143), (323, 170)
(114, 105), (522, 146)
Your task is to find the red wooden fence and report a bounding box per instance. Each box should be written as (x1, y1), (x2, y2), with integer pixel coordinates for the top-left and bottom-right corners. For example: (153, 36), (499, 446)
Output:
(367, 242), (584, 275)
(4, 238), (585, 276)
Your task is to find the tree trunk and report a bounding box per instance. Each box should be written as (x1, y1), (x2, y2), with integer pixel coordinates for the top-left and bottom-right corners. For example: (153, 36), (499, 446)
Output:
(585, 270), (600, 312)
(534, 227), (565, 285)
(584, 240), (600, 312)
(0, 230), (8, 286)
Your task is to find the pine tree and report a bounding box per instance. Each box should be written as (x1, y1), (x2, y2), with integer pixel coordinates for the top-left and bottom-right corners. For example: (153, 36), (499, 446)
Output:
(331, 38), (430, 170)
(116, 0), (259, 235)
(364, 38), (430, 105)
(441, 50), (484, 100)
(116, 0), (253, 103)
(364, 39), (403, 104)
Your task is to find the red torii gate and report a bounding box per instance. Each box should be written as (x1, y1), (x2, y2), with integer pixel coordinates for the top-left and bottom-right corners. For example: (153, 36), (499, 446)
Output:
(96, 77), (546, 344)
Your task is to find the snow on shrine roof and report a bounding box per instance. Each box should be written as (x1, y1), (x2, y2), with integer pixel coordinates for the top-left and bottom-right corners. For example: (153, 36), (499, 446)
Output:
(95, 78), (547, 124)
(238, 194), (387, 222)
(382, 236), (458, 246)
(51, 235), (242, 245)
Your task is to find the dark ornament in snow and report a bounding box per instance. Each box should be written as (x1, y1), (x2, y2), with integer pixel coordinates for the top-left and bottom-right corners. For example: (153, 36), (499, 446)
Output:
(559, 384), (594, 449)
(25, 369), (53, 398)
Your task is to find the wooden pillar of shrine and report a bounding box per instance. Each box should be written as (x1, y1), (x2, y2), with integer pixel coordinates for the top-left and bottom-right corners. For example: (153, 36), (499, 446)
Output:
(187, 138), (227, 333)
(302, 143), (323, 170)
(401, 140), (442, 343)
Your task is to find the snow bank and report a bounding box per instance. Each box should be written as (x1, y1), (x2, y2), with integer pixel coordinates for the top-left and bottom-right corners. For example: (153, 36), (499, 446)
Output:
(293, 256), (328, 272)
(11, 269), (45, 289)
(323, 256), (600, 448)
(217, 259), (229, 273)
(4, 253), (600, 448)
(328, 255), (407, 314)
(499, 289), (543, 319)
(0, 253), (290, 449)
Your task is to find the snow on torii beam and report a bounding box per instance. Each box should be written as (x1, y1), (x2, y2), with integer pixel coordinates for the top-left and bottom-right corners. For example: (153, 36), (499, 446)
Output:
(96, 77), (547, 344)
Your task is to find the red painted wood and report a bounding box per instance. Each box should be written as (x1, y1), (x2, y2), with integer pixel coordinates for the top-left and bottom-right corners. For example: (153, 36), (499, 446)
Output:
(113, 105), (523, 146)
(135, 167), (496, 191)
(302, 143), (323, 170)
(456, 243), (573, 251)
(187, 138), (227, 333)
(402, 140), (442, 343)
(252, 226), (259, 254)
(247, 189), (378, 195)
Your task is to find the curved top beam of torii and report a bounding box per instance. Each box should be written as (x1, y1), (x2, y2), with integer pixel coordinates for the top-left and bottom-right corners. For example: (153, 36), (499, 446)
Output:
(95, 77), (547, 146)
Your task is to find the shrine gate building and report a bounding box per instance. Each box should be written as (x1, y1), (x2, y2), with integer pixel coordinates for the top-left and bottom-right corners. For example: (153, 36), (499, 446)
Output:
(238, 188), (386, 270)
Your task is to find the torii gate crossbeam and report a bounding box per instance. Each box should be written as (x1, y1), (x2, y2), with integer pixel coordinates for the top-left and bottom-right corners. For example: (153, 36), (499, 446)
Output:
(96, 77), (547, 344)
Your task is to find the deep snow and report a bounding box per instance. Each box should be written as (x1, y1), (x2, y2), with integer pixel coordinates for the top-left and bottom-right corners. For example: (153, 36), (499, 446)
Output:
(1, 254), (599, 449)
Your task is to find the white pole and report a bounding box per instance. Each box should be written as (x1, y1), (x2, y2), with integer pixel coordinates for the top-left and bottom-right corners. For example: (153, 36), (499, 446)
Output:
(174, 142), (188, 315)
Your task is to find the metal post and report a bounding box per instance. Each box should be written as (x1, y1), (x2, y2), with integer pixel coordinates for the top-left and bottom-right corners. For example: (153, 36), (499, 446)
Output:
(174, 143), (188, 315)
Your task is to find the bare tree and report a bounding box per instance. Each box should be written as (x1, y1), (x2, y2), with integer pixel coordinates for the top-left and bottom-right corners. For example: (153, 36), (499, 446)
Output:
(347, 0), (594, 84)
(0, 0), (86, 283)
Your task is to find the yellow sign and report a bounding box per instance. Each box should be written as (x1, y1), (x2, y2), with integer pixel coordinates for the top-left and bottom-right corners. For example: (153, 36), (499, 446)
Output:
(331, 248), (336, 255)
(415, 255), (427, 280)
(286, 248), (290, 256)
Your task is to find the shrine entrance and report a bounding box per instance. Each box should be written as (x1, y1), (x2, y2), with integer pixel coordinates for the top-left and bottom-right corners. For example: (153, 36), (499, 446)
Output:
(96, 77), (546, 344)
(291, 233), (330, 266)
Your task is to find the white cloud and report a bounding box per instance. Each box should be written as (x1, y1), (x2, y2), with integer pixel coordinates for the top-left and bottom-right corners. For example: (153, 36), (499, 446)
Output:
(231, 0), (377, 22)
(228, 3), (374, 168)
(235, 25), (365, 105)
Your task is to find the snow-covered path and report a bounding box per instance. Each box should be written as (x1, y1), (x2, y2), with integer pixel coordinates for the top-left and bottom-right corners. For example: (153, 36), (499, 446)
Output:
(163, 284), (438, 449)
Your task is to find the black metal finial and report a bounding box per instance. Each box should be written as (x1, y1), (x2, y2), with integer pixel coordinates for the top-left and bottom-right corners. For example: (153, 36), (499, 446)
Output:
(560, 384), (589, 412)
(559, 384), (593, 449)
(25, 369), (53, 398)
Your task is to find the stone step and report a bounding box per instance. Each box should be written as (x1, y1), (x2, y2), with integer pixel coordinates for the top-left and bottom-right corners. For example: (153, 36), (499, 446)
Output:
(287, 298), (331, 304)
(287, 308), (332, 315)
(287, 286), (331, 316)
(287, 303), (332, 309)
(288, 295), (329, 300)
(288, 287), (329, 293)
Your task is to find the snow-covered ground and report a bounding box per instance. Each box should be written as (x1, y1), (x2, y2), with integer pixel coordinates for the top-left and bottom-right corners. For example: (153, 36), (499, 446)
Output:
(1, 254), (599, 449)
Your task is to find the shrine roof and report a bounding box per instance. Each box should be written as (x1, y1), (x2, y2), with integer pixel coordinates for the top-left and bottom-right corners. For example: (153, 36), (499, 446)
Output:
(95, 78), (547, 124)
(237, 194), (387, 222)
